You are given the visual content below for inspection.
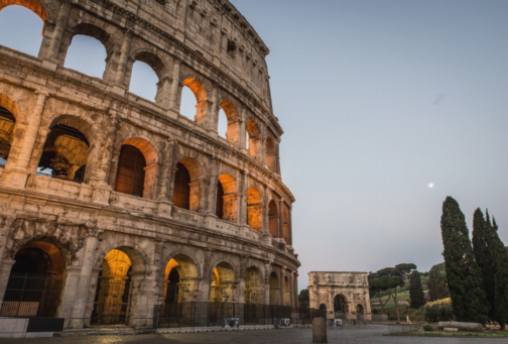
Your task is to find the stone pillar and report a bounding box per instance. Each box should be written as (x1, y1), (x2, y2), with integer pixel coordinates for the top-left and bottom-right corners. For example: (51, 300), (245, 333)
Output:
(196, 88), (218, 132)
(238, 172), (247, 226)
(259, 128), (267, 167)
(68, 235), (99, 328)
(239, 109), (247, 152)
(168, 61), (182, 114)
(1, 92), (47, 189)
(0, 259), (14, 303)
(262, 185), (269, 237)
(155, 75), (173, 110)
(156, 141), (173, 217)
(38, 2), (71, 66)
(58, 266), (81, 328)
(104, 31), (132, 91)
(128, 268), (158, 328)
(205, 161), (219, 216)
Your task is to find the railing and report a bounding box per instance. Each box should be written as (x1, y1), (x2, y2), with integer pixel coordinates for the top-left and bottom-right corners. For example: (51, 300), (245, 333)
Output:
(153, 302), (297, 328)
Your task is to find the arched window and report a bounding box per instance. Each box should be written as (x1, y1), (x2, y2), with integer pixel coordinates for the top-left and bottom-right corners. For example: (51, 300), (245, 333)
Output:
(218, 108), (228, 138)
(218, 100), (240, 144)
(246, 118), (260, 159)
(0, 3), (44, 56)
(209, 262), (235, 304)
(0, 106), (15, 167)
(217, 174), (237, 222)
(162, 255), (198, 306)
(246, 187), (262, 230)
(282, 204), (292, 244)
(268, 200), (279, 238)
(179, 77), (207, 123)
(129, 60), (159, 101)
(37, 120), (90, 183)
(64, 25), (108, 78)
(173, 163), (191, 209)
(114, 145), (146, 197)
(283, 276), (291, 306)
(265, 137), (277, 172)
(244, 267), (263, 305)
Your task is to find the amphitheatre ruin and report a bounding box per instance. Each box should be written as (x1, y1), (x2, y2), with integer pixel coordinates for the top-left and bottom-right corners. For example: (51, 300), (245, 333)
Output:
(0, 0), (299, 329)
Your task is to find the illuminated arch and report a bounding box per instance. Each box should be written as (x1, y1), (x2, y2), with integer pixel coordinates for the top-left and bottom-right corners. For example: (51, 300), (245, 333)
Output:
(246, 117), (260, 159)
(216, 173), (237, 221)
(162, 254), (198, 305)
(128, 51), (165, 101)
(265, 137), (277, 172)
(209, 262), (235, 303)
(218, 99), (240, 144)
(268, 200), (279, 238)
(246, 187), (262, 230)
(0, 0), (47, 20)
(114, 137), (158, 198)
(244, 266), (263, 305)
(172, 158), (201, 211)
(269, 271), (280, 305)
(180, 76), (208, 122)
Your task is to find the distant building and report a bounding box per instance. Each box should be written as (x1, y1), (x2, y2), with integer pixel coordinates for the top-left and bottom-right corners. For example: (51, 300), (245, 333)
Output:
(308, 272), (372, 322)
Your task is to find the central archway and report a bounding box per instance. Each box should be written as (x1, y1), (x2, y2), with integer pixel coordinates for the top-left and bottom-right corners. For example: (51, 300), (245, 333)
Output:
(333, 294), (348, 320)
(91, 247), (144, 325)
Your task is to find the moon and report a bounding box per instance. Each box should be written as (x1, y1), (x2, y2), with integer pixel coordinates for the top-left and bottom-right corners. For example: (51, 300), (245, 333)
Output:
(427, 182), (435, 189)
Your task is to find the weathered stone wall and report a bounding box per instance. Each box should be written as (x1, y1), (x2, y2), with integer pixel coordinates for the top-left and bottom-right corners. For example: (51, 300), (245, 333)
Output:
(308, 272), (372, 322)
(0, 0), (298, 329)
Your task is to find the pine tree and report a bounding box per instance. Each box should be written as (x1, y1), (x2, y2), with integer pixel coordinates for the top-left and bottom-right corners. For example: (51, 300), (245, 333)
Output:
(409, 271), (425, 308)
(472, 209), (494, 319)
(440, 196), (488, 323)
(486, 215), (508, 328)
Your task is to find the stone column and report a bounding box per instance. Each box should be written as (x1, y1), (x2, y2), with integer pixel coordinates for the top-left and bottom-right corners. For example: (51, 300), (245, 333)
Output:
(262, 186), (269, 237)
(38, 2), (71, 66)
(168, 61), (182, 114)
(238, 172), (247, 226)
(104, 31), (132, 92)
(239, 109), (247, 152)
(0, 259), (14, 303)
(205, 161), (219, 216)
(156, 141), (172, 218)
(155, 75), (173, 110)
(1, 92), (47, 189)
(68, 235), (99, 328)
(128, 267), (158, 329)
(58, 266), (81, 328)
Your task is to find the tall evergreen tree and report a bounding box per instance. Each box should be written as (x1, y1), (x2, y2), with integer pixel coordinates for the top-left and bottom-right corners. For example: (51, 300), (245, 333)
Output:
(409, 271), (425, 308)
(486, 215), (508, 328)
(440, 196), (488, 323)
(472, 209), (494, 318)
(428, 263), (449, 301)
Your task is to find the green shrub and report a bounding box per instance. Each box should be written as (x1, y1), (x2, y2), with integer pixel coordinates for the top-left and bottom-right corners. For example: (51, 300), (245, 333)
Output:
(423, 324), (433, 332)
(425, 304), (454, 323)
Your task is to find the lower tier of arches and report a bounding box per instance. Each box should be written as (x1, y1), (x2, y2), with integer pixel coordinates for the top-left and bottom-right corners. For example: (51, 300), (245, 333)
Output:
(0, 217), (299, 329)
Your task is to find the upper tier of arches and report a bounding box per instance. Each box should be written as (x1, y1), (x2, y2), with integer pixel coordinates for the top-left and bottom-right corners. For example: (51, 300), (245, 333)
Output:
(0, 0), (281, 175)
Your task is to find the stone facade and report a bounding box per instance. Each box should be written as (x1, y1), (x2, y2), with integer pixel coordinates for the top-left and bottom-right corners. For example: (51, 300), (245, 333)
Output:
(308, 272), (372, 322)
(0, 0), (299, 329)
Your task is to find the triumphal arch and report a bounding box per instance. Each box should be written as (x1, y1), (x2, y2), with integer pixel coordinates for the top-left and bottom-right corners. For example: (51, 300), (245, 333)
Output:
(0, 0), (299, 329)
(308, 272), (372, 322)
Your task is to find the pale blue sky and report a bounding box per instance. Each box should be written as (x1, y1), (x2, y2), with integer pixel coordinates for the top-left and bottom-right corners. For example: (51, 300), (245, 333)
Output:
(1, 1), (507, 290)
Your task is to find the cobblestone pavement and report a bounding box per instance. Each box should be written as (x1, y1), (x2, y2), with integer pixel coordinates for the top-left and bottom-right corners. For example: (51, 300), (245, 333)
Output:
(0, 325), (507, 344)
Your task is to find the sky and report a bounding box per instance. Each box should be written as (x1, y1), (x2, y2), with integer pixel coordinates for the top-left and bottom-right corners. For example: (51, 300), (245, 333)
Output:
(1, 1), (508, 290)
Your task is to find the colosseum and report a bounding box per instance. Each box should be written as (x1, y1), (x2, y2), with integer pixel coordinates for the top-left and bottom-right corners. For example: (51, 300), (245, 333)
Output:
(0, 0), (299, 330)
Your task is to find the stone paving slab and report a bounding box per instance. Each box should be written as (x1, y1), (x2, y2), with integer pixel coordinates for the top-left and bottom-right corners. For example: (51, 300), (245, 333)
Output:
(0, 325), (507, 344)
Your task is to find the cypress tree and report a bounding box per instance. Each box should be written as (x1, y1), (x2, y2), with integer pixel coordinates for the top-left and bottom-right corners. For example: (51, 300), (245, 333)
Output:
(440, 196), (488, 323)
(409, 271), (425, 308)
(486, 215), (508, 328)
(472, 209), (494, 319)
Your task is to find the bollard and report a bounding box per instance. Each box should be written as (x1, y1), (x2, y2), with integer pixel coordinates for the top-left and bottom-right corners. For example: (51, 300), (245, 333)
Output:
(312, 317), (327, 343)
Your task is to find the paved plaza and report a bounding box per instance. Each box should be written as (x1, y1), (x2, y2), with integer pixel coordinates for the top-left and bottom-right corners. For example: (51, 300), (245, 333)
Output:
(0, 325), (507, 344)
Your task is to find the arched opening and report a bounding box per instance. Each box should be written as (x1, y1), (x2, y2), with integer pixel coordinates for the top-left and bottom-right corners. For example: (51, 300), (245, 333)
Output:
(265, 137), (277, 172)
(64, 25), (109, 79)
(269, 272), (280, 305)
(218, 100), (240, 144)
(246, 118), (260, 159)
(333, 294), (348, 320)
(246, 187), (262, 231)
(1, 241), (65, 317)
(114, 138), (158, 199)
(0, 3), (44, 57)
(216, 180), (224, 219)
(91, 248), (144, 325)
(244, 267), (263, 305)
(172, 159), (200, 211)
(283, 276), (291, 306)
(282, 204), (291, 244)
(356, 304), (364, 321)
(209, 262), (235, 303)
(37, 119), (90, 183)
(173, 163), (190, 209)
(216, 174), (237, 221)
(268, 200), (279, 238)
(161, 255), (198, 324)
(179, 77), (207, 122)
(114, 145), (146, 197)
(0, 106), (15, 167)
(129, 60), (159, 101)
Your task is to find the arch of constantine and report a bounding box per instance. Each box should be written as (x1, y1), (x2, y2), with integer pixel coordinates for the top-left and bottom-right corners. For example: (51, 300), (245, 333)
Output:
(0, 0), (299, 329)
